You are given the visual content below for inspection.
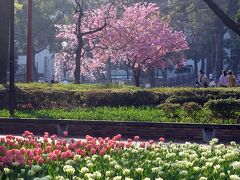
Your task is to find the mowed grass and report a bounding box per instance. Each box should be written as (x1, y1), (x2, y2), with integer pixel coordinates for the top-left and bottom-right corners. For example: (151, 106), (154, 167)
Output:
(0, 107), (238, 124)
(0, 107), (163, 122)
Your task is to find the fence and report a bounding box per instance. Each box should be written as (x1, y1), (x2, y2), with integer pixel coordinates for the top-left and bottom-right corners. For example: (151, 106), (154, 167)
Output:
(156, 73), (195, 87)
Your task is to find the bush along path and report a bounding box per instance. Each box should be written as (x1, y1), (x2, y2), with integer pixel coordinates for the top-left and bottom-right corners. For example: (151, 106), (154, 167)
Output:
(0, 131), (240, 179)
(1, 83), (240, 109)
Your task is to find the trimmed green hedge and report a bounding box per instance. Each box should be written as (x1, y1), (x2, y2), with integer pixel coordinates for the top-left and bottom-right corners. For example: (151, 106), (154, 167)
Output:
(0, 83), (240, 109)
(204, 98), (240, 118)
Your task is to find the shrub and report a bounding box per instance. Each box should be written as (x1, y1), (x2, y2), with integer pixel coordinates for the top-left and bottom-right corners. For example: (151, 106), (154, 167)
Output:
(204, 98), (240, 118)
(183, 102), (202, 114)
(82, 91), (159, 107)
(132, 91), (159, 106)
(81, 91), (134, 107)
(182, 102), (202, 122)
(166, 95), (209, 106)
(1, 84), (240, 109)
(158, 103), (182, 117)
(8, 89), (159, 109)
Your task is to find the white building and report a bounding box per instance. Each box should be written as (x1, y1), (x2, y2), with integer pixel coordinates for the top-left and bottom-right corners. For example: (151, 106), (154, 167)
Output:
(17, 48), (54, 82)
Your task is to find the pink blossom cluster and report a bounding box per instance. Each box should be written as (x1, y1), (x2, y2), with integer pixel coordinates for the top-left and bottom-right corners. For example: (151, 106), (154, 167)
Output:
(92, 3), (189, 71)
(0, 131), (165, 168)
(54, 2), (188, 81)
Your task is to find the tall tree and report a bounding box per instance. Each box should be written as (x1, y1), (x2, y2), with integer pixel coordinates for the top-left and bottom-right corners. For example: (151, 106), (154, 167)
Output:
(73, 0), (113, 84)
(0, 0), (10, 84)
(203, 0), (240, 36)
(15, 0), (73, 81)
(54, 2), (113, 82)
(166, 0), (237, 78)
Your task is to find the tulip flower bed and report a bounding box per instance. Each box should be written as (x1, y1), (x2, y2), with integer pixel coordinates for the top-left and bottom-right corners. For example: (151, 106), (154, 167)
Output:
(0, 132), (240, 180)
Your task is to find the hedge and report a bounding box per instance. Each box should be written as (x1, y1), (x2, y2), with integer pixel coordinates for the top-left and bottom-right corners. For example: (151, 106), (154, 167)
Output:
(204, 98), (240, 118)
(0, 84), (240, 109)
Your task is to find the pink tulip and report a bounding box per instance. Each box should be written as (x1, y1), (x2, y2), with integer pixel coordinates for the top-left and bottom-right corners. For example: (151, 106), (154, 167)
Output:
(49, 154), (57, 161)
(159, 137), (165, 142)
(38, 157), (44, 165)
(90, 148), (96, 155)
(50, 135), (56, 141)
(149, 140), (154, 145)
(80, 150), (86, 156)
(86, 135), (93, 141)
(46, 146), (51, 153)
(63, 139), (67, 146)
(0, 137), (5, 143)
(99, 149), (106, 156)
(63, 131), (68, 137)
(134, 136), (140, 141)
(140, 142), (145, 148)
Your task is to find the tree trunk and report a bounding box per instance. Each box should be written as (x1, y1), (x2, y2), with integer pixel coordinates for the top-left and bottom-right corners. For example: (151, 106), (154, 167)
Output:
(206, 53), (212, 75)
(161, 68), (168, 78)
(200, 58), (205, 72)
(231, 56), (239, 75)
(148, 67), (156, 87)
(207, 52), (215, 76)
(230, 50), (240, 75)
(133, 68), (141, 87)
(207, 35), (216, 74)
(214, 25), (225, 78)
(32, 52), (38, 81)
(74, 43), (82, 84)
(126, 69), (129, 81)
(106, 58), (112, 83)
(0, 0), (10, 84)
(193, 51), (199, 77)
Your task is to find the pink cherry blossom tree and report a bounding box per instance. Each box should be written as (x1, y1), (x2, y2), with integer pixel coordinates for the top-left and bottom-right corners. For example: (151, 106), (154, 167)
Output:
(54, 1), (115, 83)
(90, 3), (189, 86)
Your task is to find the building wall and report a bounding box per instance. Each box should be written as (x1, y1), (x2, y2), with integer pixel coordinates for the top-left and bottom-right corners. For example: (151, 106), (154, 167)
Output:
(17, 48), (54, 82)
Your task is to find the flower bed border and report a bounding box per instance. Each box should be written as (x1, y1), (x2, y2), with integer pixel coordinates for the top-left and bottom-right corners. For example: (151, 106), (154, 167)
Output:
(0, 117), (240, 143)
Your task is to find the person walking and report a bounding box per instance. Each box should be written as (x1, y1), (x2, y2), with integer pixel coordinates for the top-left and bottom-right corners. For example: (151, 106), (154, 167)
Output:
(209, 73), (216, 87)
(218, 70), (228, 87)
(227, 70), (236, 87)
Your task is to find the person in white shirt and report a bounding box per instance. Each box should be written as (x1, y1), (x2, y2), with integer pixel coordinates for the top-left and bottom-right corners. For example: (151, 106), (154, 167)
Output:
(209, 73), (216, 87)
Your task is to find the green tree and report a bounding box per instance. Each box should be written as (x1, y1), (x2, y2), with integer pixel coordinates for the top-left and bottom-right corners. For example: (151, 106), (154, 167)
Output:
(0, 0), (10, 84)
(165, 0), (237, 78)
(203, 0), (240, 36)
(0, 1), (22, 84)
(15, 0), (74, 81)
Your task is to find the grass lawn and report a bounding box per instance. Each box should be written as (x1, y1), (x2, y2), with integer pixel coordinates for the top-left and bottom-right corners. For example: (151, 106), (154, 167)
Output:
(0, 107), (238, 125)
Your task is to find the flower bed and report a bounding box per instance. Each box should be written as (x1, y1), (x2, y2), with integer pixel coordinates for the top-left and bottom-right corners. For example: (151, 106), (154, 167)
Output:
(0, 131), (239, 179)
